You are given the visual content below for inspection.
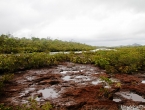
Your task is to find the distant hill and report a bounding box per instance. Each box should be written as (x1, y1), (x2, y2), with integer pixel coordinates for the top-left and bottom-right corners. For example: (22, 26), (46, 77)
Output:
(117, 43), (142, 48)
(131, 43), (142, 46)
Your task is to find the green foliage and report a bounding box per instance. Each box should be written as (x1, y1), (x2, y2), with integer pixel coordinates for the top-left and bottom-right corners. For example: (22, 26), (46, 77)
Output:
(70, 52), (94, 64)
(0, 74), (14, 95)
(115, 82), (121, 88)
(1, 46), (145, 74)
(0, 74), (14, 83)
(0, 34), (95, 54)
(99, 76), (122, 99)
(99, 87), (114, 100)
(95, 57), (110, 69)
(41, 102), (52, 110)
(0, 53), (71, 73)
(93, 47), (145, 74)
(99, 87), (109, 97)
(0, 103), (12, 110)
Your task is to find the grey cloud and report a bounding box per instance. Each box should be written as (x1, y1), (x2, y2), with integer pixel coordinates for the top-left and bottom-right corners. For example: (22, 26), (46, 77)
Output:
(81, 0), (145, 12)
(0, 0), (145, 46)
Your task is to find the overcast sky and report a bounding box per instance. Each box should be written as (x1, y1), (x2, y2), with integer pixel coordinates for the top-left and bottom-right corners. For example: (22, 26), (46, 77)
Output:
(0, 0), (145, 46)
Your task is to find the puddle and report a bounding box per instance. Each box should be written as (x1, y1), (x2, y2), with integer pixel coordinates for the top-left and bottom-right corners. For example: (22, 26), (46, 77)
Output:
(60, 70), (79, 74)
(75, 76), (90, 81)
(24, 88), (35, 94)
(60, 71), (69, 74)
(38, 88), (58, 99)
(119, 92), (145, 102)
(92, 79), (102, 85)
(120, 105), (145, 110)
(35, 97), (41, 101)
(21, 100), (29, 104)
(94, 72), (100, 74)
(141, 80), (145, 84)
(64, 101), (76, 106)
(19, 88), (35, 97)
(104, 85), (111, 88)
(25, 76), (35, 81)
(113, 98), (121, 102)
(62, 76), (72, 81)
(62, 75), (91, 82)
(91, 77), (119, 85)
(73, 71), (80, 73)
(75, 76), (83, 79)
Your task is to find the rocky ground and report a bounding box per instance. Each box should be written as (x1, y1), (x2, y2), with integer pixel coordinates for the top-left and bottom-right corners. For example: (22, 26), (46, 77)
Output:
(1, 62), (145, 110)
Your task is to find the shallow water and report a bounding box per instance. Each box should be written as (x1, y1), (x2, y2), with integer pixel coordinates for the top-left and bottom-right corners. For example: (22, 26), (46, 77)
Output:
(62, 76), (72, 81)
(16, 63), (102, 103)
(49, 48), (114, 55)
(25, 76), (35, 81)
(110, 78), (120, 82)
(120, 105), (145, 110)
(119, 92), (145, 102)
(24, 88), (35, 93)
(113, 98), (121, 102)
(92, 79), (102, 85)
(38, 88), (58, 99)
(141, 80), (145, 84)
(75, 75), (91, 81)
(60, 70), (80, 74)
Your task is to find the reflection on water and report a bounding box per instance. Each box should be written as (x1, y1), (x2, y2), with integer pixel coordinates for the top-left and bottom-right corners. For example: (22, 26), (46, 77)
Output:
(60, 70), (79, 74)
(25, 76), (35, 81)
(62, 76), (72, 81)
(62, 75), (91, 82)
(119, 92), (145, 102)
(38, 88), (58, 99)
(92, 79), (102, 85)
(141, 80), (145, 84)
(113, 98), (121, 102)
(49, 48), (115, 55)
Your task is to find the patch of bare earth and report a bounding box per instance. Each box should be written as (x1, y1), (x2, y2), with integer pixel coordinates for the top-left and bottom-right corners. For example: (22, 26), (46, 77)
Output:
(0, 62), (145, 110)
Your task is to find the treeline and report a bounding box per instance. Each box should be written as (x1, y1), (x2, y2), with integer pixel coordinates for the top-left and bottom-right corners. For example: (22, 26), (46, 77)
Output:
(0, 34), (95, 54)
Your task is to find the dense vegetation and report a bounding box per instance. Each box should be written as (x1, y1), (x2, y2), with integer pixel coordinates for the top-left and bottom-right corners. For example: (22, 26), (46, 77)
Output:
(71, 46), (145, 74)
(0, 34), (95, 53)
(0, 46), (145, 74)
(0, 52), (70, 73)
